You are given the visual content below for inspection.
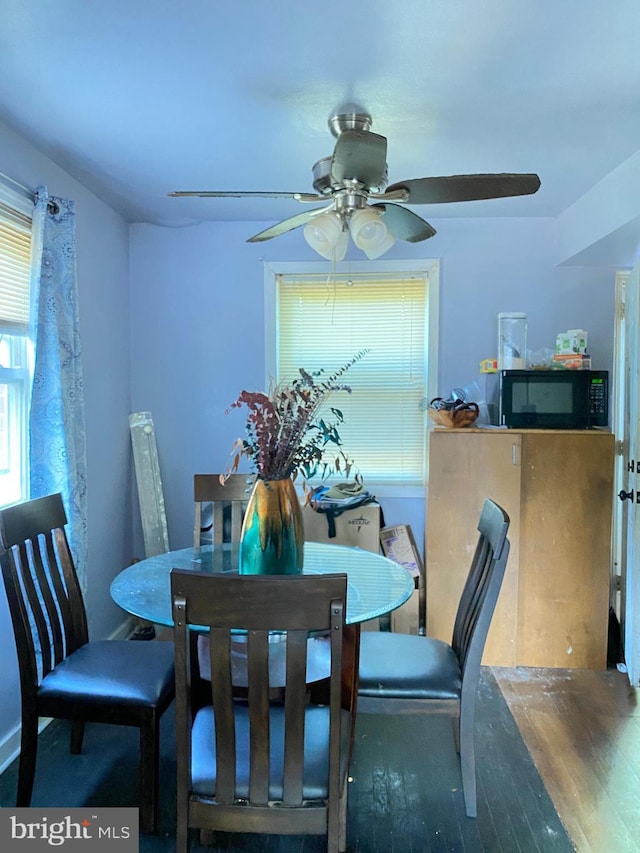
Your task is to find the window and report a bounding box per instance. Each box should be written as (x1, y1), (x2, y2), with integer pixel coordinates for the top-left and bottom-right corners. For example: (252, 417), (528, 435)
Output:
(0, 182), (33, 508)
(266, 260), (439, 492)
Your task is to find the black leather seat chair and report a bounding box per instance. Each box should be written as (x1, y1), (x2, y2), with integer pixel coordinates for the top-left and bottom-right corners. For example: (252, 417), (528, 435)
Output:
(358, 498), (510, 817)
(0, 493), (175, 833)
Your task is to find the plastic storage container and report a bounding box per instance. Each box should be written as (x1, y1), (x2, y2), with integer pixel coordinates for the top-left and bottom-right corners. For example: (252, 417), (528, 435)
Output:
(498, 312), (527, 370)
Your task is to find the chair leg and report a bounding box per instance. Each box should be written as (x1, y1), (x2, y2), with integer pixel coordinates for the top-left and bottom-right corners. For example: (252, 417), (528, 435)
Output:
(459, 702), (477, 818)
(327, 810), (339, 853)
(338, 777), (348, 852)
(139, 712), (160, 834)
(70, 719), (85, 754)
(175, 799), (189, 853)
(16, 710), (39, 807)
(327, 773), (347, 853)
(451, 715), (461, 755)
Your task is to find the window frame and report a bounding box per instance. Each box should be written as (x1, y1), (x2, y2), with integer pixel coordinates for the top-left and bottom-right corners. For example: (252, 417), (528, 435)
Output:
(0, 180), (34, 509)
(264, 259), (439, 498)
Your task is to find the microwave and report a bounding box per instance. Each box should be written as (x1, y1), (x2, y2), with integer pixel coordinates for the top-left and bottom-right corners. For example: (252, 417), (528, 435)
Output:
(496, 369), (608, 429)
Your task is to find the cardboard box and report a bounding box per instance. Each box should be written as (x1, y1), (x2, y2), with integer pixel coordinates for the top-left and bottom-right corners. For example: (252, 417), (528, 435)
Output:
(302, 502), (381, 553)
(552, 353), (591, 370)
(380, 524), (422, 579)
(556, 329), (588, 354)
(390, 589), (421, 635)
(303, 502), (381, 630)
(379, 524), (425, 634)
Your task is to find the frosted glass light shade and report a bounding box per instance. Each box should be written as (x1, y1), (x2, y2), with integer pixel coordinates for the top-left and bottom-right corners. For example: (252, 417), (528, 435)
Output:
(349, 208), (395, 259)
(361, 229), (395, 259)
(304, 212), (348, 260)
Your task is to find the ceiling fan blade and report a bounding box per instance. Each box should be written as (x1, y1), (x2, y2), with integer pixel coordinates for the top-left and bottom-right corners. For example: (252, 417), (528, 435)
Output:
(372, 203), (437, 243)
(387, 173), (541, 205)
(168, 190), (321, 202)
(246, 206), (332, 243)
(331, 130), (388, 190)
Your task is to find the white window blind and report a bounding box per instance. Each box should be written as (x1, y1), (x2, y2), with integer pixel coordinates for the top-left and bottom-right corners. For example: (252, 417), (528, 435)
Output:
(276, 272), (428, 486)
(0, 179), (33, 507)
(0, 188), (32, 334)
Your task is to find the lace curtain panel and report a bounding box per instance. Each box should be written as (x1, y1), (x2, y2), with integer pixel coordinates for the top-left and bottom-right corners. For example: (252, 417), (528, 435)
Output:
(29, 187), (88, 586)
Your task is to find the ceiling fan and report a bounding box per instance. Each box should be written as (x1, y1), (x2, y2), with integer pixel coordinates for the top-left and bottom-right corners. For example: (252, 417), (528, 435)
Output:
(169, 111), (541, 260)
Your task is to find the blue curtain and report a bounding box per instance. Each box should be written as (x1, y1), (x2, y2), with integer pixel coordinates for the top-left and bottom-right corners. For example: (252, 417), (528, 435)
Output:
(29, 187), (88, 586)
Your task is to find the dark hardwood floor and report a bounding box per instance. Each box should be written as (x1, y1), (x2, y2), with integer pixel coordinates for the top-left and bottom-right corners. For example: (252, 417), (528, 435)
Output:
(2, 665), (635, 850)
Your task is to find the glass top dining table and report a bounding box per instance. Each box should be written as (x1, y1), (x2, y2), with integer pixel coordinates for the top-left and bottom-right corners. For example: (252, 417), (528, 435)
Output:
(110, 541), (414, 627)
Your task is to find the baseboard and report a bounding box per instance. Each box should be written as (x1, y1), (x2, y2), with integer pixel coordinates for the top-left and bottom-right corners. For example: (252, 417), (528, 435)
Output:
(111, 616), (136, 640)
(0, 617), (139, 777)
(0, 718), (52, 777)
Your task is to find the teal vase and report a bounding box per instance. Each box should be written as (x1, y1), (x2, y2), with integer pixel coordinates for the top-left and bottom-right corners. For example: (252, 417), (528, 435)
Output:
(238, 477), (304, 575)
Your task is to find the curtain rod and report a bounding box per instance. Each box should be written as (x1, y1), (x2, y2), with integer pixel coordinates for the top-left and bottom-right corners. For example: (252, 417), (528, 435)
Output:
(0, 171), (60, 214)
(0, 170), (35, 202)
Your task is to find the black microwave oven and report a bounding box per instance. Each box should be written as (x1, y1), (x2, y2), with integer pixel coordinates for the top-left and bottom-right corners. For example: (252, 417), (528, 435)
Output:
(496, 369), (608, 429)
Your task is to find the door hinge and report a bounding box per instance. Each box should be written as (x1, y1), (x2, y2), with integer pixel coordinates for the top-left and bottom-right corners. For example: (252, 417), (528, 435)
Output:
(616, 440), (625, 455)
(620, 300), (626, 319)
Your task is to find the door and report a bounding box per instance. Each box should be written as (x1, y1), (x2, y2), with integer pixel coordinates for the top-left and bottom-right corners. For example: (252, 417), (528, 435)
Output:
(618, 262), (640, 685)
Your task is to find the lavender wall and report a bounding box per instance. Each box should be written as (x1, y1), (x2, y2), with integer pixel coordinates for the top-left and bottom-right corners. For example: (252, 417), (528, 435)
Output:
(0, 120), (132, 755)
(129, 216), (617, 559)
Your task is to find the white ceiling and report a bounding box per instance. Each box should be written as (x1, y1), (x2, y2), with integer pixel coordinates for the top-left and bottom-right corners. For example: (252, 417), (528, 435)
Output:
(1, 0), (640, 235)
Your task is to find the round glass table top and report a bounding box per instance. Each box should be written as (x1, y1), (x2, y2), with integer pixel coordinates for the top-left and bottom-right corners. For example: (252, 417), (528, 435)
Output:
(110, 541), (414, 627)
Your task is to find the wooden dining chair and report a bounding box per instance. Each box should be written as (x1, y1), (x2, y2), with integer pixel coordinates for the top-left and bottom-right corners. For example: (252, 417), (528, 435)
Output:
(193, 473), (255, 547)
(0, 493), (175, 833)
(357, 498), (510, 818)
(171, 570), (352, 853)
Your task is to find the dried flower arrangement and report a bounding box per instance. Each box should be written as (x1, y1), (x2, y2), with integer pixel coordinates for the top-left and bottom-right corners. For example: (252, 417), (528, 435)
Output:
(224, 351), (368, 495)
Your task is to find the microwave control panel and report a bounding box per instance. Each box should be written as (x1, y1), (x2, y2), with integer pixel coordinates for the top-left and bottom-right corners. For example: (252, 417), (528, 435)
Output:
(589, 377), (607, 417)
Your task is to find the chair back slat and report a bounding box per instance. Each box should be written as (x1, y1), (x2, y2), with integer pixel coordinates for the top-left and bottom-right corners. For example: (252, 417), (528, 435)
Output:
(2, 541), (41, 690)
(451, 499), (510, 674)
(36, 529), (80, 666)
(453, 535), (490, 660)
(171, 570), (347, 820)
(22, 534), (63, 676)
(193, 474), (255, 547)
(247, 630), (271, 804)
(282, 630), (309, 805)
(43, 532), (70, 657)
(0, 494), (88, 690)
(53, 527), (88, 649)
(209, 627), (236, 804)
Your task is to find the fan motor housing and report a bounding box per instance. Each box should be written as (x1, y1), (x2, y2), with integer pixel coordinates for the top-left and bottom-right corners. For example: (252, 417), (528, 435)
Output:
(328, 112), (373, 138)
(312, 156), (388, 195)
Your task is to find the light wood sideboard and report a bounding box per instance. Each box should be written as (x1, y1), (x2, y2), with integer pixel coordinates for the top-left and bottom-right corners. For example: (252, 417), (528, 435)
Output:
(426, 428), (614, 668)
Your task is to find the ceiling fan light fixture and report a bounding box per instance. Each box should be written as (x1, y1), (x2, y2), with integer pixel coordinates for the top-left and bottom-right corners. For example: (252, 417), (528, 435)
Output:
(361, 229), (396, 260)
(170, 111), (540, 252)
(349, 207), (395, 258)
(303, 211), (347, 260)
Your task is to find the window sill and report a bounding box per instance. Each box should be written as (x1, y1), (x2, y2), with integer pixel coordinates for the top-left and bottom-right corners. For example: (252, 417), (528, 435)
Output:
(362, 484), (425, 500)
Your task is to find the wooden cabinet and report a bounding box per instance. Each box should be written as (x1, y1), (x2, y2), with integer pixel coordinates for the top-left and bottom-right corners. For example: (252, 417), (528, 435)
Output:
(426, 428), (614, 668)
